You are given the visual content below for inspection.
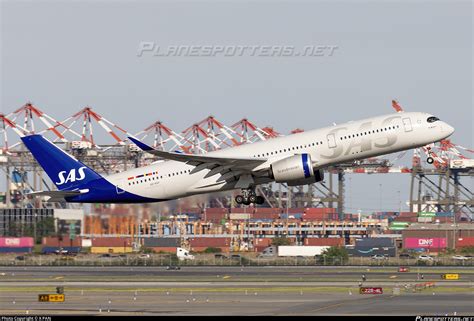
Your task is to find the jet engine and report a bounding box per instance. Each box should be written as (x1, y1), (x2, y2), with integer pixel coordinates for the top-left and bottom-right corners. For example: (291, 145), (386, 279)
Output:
(269, 154), (323, 185)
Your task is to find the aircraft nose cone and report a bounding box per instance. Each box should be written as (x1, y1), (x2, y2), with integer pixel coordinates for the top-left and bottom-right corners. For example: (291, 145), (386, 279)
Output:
(445, 123), (455, 136)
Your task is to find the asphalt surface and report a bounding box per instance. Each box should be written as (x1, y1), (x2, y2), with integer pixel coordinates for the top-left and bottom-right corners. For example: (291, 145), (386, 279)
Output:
(0, 266), (472, 315)
(1, 266), (473, 282)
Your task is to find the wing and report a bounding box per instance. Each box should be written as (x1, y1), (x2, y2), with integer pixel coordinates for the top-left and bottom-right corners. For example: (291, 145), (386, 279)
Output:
(128, 136), (269, 188)
(128, 136), (267, 170)
(27, 190), (87, 202)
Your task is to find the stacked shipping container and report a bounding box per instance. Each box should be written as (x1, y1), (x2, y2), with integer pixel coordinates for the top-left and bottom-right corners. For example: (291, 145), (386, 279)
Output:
(457, 237), (474, 248)
(0, 237), (33, 253)
(143, 237), (180, 253)
(302, 208), (338, 221)
(304, 237), (344, 246)
(41, 236), (82, 254)
(90, 237), (134, 254)
(188, 237), (231, 253)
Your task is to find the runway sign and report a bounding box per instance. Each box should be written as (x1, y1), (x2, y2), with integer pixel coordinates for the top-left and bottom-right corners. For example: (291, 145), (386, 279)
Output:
(441, 274), (459, 280)
(38, 294), (65, 302)
(359, 287), (383, 294)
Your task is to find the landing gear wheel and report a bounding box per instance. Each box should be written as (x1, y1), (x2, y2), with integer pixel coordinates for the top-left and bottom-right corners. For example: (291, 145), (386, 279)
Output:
(242, 199), (251, 206)
(248, 195), (258, 204)
(427, 157), (434, 164)
(256, 196), (265, 205)
(235, 195), (244, 204)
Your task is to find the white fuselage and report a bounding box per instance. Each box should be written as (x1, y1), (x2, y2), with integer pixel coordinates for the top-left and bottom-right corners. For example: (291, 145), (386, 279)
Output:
(105, 112), (454, 201)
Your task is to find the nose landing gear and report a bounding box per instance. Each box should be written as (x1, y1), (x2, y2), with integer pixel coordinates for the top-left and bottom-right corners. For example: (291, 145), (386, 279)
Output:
(235, 188), (265, 205)
(426, 146), (435, 164)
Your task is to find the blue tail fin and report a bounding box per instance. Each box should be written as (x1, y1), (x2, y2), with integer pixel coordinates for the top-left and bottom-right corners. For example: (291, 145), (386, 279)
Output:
(21, 135), (102, 190)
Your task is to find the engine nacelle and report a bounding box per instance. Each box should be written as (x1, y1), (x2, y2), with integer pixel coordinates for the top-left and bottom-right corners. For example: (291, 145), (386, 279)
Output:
(287, 169), (324, 186)
(270, 154), (319, 184)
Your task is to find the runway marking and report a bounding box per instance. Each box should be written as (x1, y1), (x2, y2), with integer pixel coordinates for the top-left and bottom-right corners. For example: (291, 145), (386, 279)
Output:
(309, 302), (347, 313)
(306, 292), (401, 314)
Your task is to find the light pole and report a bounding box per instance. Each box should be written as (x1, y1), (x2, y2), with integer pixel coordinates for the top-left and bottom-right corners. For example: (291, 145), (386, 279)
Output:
(435, 220), (440, 256)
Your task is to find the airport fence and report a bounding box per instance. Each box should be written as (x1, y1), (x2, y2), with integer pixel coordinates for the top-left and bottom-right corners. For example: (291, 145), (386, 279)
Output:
(0, 254), (473, 267)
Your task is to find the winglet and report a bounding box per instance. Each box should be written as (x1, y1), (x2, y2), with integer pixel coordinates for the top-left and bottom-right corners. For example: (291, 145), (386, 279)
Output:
(128, 136), (154, 151)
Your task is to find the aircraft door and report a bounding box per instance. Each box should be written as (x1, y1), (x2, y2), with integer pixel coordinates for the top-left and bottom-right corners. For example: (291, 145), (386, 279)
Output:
(402, 118), (413, 132)
(327, 133), (337, 148)
(115, 179), (126, 194)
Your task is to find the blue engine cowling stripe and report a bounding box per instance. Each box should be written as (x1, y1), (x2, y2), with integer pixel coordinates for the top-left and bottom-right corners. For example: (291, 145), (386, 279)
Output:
(302, 153), (311, 178)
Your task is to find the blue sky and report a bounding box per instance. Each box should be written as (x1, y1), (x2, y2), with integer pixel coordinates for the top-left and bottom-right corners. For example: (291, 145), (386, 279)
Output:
(1, 0), (472, 212)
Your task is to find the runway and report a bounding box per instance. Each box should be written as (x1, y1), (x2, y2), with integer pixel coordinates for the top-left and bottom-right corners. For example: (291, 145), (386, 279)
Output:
(2, 266), (473, 282)
(0, 266), (472, 315)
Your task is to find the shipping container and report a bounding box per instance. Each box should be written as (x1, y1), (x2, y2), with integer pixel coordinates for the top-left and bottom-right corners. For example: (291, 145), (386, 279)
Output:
(203, 208), (228, 214)
(42, 236), (82, 247)
(305, 207), (336, 214)
(149, 247), (178, 253)
(404, 237), (447, 249)
(253, 238), (273, 247)
(435, 212), (454, 217)
(0, 247), (32, 253)
(253, 208), (282, 215)
(91, 247), (133, 254)
(457, 237), (474, 247)
(91, 237), (133, 247)
(189, 237), (231, 247)
(304, 237), (344, 246)
(253, 213), (279, 220)
(286, 208), (307, 214)
(302, 213), (338, 221)
(253, 245), (269, 253)
(192, 246), (230, 253)
(355, 237), (393, 247)
(249, 218), (274, 223)
(399, 212), (417, 217)
(144, 237), (180, 247)
(0, 237), (34, 248)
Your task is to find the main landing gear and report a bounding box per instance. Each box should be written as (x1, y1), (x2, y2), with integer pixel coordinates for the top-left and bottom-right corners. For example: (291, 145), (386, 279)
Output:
(235, 188), (265, 205)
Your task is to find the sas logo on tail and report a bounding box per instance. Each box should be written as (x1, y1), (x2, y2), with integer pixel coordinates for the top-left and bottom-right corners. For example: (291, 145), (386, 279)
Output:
(56, 167), (87, 185)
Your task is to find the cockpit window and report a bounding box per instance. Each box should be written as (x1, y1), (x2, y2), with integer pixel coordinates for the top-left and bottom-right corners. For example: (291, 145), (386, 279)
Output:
(427, 116), (440, 123)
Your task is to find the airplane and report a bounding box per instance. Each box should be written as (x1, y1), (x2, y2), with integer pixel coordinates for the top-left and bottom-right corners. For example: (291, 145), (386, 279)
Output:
(21, 111), (454, 205)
